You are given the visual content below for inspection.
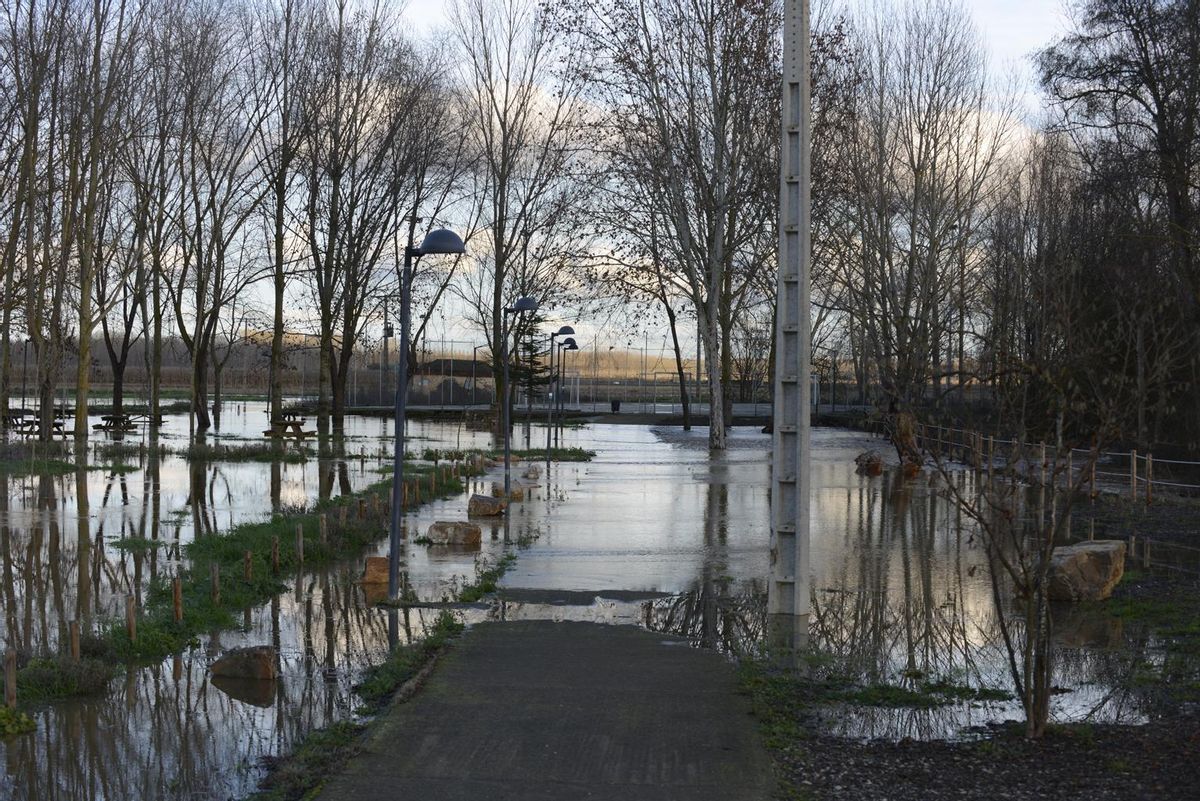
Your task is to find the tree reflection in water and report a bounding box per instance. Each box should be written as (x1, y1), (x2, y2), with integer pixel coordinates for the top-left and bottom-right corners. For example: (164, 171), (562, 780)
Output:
(642, 463), (1160, 740)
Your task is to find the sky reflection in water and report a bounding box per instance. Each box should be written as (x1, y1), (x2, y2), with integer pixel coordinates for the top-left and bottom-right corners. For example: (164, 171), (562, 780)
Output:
(0, 412), (1164, 798)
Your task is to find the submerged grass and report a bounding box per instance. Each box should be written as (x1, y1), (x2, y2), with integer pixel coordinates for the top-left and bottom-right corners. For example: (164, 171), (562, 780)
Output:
(739, 659), (1012, 752)
(418, 446), (595, 464)
(16, 656), (116, 700)
(103, 461), (481, 667)
(0, 707), (36, 737)
(183, 441), (311, 464)
(457, 552), (518, 602)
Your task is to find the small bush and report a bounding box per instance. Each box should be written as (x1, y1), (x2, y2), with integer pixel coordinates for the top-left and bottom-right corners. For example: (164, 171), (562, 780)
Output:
(17, 656), (116, 700)
(0, 707), (36, 737)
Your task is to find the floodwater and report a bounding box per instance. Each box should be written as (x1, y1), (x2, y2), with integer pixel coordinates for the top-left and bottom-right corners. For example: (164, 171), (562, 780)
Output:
(0, 410), (1182, 799)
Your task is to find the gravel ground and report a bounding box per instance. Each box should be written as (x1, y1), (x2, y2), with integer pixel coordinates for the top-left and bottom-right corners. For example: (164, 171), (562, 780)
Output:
(777, 708), (1200, 800)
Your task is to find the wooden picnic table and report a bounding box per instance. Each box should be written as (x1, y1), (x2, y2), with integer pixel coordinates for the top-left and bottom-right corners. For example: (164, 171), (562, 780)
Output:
(8, 414), (64, 435)
(263, 418), (314, 438)
(94, 414), (137, 432)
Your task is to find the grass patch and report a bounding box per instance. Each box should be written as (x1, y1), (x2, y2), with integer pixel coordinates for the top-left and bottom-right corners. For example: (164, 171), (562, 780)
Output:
(0, 458), (76, 476)
(16, 656), (116, 700)
(0, 707), (36, 737)
(111, 537), (168, 552)
(457, 553), (517, 602)
(419, 446), (595, 464)
(355, 612), (464, 711)
(511, 447), (594, 462)
(250, 611), (464, 801)
(105, 464), (481, 666)
(739, 659), (1012, 752)
(183, 442), (311, 464)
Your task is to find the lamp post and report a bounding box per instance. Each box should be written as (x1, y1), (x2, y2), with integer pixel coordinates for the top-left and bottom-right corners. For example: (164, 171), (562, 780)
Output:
(545, 326), (574, 470)
(381, 313), (394, 406)
(387, 228), (465, 603)
(471, 343), (486, 407)
(22, 338), (31, 414)
(502, 296), (538, 501)
(556, 338), (578, 448)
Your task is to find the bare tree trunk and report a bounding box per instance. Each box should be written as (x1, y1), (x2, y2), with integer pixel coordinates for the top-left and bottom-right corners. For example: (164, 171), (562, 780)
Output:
(665, 301), (690, 430)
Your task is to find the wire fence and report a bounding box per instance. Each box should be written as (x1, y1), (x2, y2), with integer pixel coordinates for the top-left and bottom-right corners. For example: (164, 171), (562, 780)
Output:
(915, 423), (1200, 502)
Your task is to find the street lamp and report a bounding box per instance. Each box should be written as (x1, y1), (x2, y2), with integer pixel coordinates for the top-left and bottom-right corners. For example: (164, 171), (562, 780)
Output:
(556, 338), (578, 448)
(502, 296), (538, 501)
(388, 227), (466, 603)
(471, 343), (487, 407)
(22, 338), (32, 415)
(545, 325), (574, 470)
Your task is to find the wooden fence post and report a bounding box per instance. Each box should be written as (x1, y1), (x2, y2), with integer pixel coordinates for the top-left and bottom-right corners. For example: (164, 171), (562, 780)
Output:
(1145, 454), (1153, 505)
(271, 537), (280, 573)
(319, 513), (328, 544)
(4, 649), (15, 708)
(295, 523), (304, 565)
(1130, 449), (1138, 501)
(338, 505), (347, 528)
(69, 620), (81, 661)
(125, 595), (137, 644)
(244, 550), (253, 582)
(173, 577), (183, 623)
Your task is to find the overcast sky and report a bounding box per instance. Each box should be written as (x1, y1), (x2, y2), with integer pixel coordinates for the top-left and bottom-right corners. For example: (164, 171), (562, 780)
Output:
(371, 0), (1077, 360)
(400, 0), (1074, 90)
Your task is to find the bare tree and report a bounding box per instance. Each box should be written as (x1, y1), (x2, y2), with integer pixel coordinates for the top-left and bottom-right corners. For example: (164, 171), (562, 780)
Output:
(836, 0), (1013, 459)
(448, 0), (590, 432)
(164, 0), (269, 433)
(565, 0), (779, 449)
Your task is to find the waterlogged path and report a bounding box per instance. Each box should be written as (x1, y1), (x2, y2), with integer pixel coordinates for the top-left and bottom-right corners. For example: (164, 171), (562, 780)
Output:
(315, 620), (774, 801)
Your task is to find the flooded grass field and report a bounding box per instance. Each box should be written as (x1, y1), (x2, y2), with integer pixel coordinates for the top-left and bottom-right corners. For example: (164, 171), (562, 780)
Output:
(0, 409), (1189, 799)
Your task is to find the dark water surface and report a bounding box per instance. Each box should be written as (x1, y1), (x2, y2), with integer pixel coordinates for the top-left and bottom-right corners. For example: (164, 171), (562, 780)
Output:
(0, 412), (1171, 798)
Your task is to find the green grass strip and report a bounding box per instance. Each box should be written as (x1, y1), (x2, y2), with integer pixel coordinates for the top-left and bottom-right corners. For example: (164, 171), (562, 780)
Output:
(249, 610), (465, 800)
(106, 463), (479, 666)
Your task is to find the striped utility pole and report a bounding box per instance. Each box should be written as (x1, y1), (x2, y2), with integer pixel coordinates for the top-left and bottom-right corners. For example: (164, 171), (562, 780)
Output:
(768, 0), (812, 621)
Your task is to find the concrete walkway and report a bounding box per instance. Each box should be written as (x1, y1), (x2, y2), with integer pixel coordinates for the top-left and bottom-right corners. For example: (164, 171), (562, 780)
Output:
(316, 620), (775, 801)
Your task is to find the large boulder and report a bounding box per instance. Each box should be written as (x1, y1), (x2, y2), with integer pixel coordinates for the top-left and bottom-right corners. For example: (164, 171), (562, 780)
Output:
(362, 556), (389, 585)
(1047, 540), (1126, 602)
(211, 675), (276, 707)
(211, 646), (277, 681)
(855, 450), (884, 476)
(491, 483), (525, 501)
(469, 494), (506, 516)
(427, 521), (482, 547)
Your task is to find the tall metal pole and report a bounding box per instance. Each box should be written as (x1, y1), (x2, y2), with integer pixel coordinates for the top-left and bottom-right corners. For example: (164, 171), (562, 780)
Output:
(769, 0), (812, 621)
(381, 305), (389, 406)
(388, 241), (417, 602)
(545, 333), (557, 470)
(502, 311), (514, 501)
(472, 343), (485, 407)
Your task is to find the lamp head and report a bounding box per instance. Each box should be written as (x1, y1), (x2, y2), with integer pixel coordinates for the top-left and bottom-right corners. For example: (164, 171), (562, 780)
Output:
(555, 325), (575, 336)
(508, 296), (538, 314)
(417, 228), (466, 256)
(561, 337), (577, 349)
